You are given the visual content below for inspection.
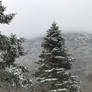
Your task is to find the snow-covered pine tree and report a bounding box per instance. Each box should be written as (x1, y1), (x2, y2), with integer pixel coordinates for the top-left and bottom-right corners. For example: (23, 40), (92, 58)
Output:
(0, 1), (24, 65)
(35, 22), (80, 92)
(0, 1), (15, 65)
(0, 33), (32, 89)
(0, 1), (32, 89)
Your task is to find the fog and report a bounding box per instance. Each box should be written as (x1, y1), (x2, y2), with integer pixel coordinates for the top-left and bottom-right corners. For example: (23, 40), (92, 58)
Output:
(1, 0), (92, 38)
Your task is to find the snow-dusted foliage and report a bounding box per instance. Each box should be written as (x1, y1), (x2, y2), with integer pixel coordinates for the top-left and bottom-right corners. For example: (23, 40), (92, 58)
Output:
(0, 33), (32, 88)
(0, 1), (32, 91)
(34, 22), (81, 92)
(0, 1), (15, 24)
(0, 33), (25, 66)
(0, 1), (23, 65)
(37, 68), (80, 92)
(0, 32), (32, 89)
(5, 64), (32, 88)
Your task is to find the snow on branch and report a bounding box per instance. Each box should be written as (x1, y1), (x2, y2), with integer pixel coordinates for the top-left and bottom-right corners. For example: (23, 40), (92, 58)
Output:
(40, 78), (57, 83)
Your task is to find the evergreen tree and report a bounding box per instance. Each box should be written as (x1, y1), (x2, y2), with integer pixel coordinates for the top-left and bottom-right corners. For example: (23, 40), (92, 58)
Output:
(35, 22), (80, 92)
(0, 1), (23, 65)
(0, 33), (32, 89)
(0, 1), (32, 90)
(0, 1), (15, 65)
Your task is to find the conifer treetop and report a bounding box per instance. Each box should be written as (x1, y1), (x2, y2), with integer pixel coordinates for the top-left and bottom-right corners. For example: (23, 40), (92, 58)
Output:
(39, 22), (73, 70)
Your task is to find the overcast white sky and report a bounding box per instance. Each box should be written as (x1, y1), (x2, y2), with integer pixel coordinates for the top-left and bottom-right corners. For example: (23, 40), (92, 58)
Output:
(0, 0), (92, 38)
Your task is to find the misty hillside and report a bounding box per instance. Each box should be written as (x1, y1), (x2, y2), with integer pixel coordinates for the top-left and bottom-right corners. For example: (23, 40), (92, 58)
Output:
(16, 33), (92, 92)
